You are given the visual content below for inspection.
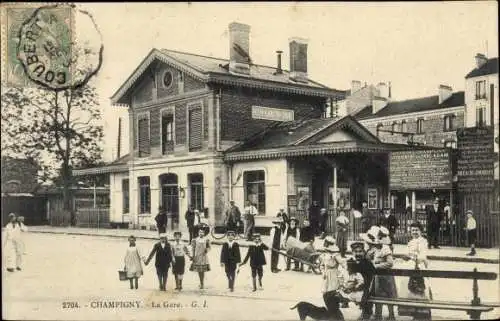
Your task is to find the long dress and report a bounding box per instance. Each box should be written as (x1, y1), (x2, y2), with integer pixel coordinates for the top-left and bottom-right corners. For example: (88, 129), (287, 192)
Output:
(322, 253), (344, 294)
(124, 246), (143, 278)
(335, 216), (349, 254)
(398, 236), (432, 318)
(372, 245), (397, 298)
(190, 236), (210, 272)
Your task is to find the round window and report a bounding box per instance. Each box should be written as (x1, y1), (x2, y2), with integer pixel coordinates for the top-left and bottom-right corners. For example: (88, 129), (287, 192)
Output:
(162, 71), (173, 88)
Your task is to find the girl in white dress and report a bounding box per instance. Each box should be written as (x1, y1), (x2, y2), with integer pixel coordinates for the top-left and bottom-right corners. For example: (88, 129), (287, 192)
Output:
(123, 235), (144, 290)
(321, 237), (346, 313)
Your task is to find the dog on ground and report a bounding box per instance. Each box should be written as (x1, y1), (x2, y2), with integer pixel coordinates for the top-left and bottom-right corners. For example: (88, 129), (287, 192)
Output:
(290, 301), (345, 321)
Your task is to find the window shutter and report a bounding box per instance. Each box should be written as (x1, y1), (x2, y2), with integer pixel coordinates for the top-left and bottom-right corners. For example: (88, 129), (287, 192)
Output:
(189, 108), (202, 151)
(138, 118), (150, 157)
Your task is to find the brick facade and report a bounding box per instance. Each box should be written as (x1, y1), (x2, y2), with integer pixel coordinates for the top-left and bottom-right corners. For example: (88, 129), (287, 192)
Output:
(219, 86), (326, 141)
(361, 110), (465, 147)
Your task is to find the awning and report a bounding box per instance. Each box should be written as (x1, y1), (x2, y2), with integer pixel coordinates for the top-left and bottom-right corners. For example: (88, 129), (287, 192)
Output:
(73, 164), (128, 176)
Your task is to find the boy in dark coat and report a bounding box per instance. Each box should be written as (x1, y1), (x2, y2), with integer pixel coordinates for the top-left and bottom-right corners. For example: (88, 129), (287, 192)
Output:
(299, 219), (315, 272)
(220, 230), (241, 292)
(240, 234), (269, 292)
(379, 207), (398, 251)
(155, 206), (168, 234)
(145, 233), (174, 291)
(349, 241), (376, 320)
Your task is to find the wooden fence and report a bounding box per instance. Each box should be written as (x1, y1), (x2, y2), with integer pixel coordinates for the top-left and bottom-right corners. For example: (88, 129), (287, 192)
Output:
(75, 207), (110, 228)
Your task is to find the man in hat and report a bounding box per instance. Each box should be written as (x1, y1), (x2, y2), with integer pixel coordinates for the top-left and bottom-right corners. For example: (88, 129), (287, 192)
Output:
(308, 200), (322, 236)
(145, 233), (174, 291)
(426, 199), (443, 249)
(361, 201), (374, 233)
(224, 201), (241, 233)
(185, 205), (197, 242)
(269, 218), (284, 273)
(348, 241), (376, 320)
(243, 200), (258, 241)
(379, 207), (398, 252)
(276, 207), (290, 231)
(465, 210), (477, 256)
(240, 234), (269, 292)
(319, 208), (329, 239)
(284, 217), (300, 271)
(220, 230), (241, 291)
(155, 206), (168, 234)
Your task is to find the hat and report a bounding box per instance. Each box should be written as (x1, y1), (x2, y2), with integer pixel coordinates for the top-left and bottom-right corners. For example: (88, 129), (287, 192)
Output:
(253, 233), (261, 239)
(128, 235), (136, 241)
(289, 217), (299, 223)
(350, 241), (365, 251)
(323, 236), (340, 253)
(466, 210), (473, 215)
(8, 213), (16, 218)
(227, 230), (236, 236)
(378, 226), (391, 245)
(159, 233), (167, 239)
(360, 226), (381, 245)
(173, 231), (182, 237)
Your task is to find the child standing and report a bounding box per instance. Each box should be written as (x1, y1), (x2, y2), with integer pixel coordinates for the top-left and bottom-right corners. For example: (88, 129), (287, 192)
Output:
(338, 260), (365, 304)
(172, 231), (190, 291)
(465, 210), (477, 256)
(240, 234), (268, 292)
(123, 236), (144, 290)
(220, 230), (241, 292)
(321, 236), (345, 315)
(17, 216), (28, 255)
(190, 228), (211, 289)
(145, 233), (174, 291)
(335, 211), (349, 257)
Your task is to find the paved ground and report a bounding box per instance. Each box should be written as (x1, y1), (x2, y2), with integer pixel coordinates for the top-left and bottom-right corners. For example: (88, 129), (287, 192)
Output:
(2, 233), (500, 320)
(26, 225), (500, 264)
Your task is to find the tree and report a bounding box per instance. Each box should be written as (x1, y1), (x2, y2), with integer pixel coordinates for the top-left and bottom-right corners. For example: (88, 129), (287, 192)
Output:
(1, 83), (104, 225)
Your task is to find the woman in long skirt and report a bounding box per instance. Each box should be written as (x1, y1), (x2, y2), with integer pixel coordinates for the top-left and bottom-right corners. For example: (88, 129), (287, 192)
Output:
(335, 211), (349, 257)
(398, 222), (432, 321)
(190, 228), (211, 289)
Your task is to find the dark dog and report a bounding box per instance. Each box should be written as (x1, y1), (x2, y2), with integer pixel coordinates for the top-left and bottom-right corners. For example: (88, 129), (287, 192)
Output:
(290, 301), (344, 321)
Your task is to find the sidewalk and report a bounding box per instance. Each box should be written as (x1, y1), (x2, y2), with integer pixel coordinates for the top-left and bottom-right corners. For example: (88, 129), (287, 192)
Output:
(26, 225), (500, 264)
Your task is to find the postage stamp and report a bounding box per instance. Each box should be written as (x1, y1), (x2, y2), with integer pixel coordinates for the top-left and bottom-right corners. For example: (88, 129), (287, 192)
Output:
(1, 3), (74, 89)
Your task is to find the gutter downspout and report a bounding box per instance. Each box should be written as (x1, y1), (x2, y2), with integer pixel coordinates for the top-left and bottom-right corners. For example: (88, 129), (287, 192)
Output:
(216, 89), (221, 151)
(228, 163), (233, 201)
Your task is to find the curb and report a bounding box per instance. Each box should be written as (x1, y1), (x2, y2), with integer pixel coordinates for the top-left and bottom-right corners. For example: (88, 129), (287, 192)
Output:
(27, 230), (500, 264)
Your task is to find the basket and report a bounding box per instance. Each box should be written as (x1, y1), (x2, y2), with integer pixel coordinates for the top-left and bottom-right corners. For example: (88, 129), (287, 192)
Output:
(118, 270), (128, 281)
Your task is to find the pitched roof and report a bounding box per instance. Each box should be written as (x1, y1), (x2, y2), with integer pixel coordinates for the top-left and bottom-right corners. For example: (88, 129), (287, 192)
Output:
(111, 49), (344, 105)
(227, 115), (380, 153)
(355, 91), (464, 120)
(73, 154), (130, 176)
(465, 57), (498, 79)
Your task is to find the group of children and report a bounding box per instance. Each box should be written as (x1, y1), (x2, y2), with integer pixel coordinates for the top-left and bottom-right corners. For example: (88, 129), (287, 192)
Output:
(122, 228), (270, 292)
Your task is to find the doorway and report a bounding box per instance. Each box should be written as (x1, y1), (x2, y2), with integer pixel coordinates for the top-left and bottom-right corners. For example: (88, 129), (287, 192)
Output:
(159, 173), (179, 229)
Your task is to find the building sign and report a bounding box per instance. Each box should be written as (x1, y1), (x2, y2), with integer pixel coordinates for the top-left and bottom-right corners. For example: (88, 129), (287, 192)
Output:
(390, 149), (452, 190)
(457, 127), (495, 191)
(251, 106), (294, 122)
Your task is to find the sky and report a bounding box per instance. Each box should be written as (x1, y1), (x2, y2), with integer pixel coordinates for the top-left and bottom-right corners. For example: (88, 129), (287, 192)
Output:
(77, 2), (498, 162)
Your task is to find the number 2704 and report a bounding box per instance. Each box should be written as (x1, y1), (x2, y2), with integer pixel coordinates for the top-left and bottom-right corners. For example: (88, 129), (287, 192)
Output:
(62, 302), (80, 309)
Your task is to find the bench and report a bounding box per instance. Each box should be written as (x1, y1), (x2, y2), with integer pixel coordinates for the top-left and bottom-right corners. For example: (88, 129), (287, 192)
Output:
(366, 268), (499, 320)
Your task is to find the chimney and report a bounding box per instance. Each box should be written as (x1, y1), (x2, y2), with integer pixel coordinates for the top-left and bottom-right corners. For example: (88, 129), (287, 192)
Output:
(376, 82), (388, 99)
(388, 81), (392, 99)
(289, 37), (308, 83)
(438, 85), (453, 104)
(229, 22), (251, 75)
(351, 80), (361, 94)
(372, 96), (388, 114)
(475, 53), (488, 69)
(274, 50), (283, 75)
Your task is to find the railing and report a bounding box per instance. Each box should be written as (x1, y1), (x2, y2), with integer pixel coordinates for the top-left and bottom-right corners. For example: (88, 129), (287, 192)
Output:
(75, 207), (110, 228)
(294, 208), (500, 247)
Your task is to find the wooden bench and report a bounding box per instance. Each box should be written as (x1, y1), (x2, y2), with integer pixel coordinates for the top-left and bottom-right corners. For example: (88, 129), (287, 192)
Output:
(366, 268), (499, 320)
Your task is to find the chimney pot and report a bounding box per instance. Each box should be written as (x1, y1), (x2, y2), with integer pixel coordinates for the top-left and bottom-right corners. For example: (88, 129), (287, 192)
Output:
(289, 37), (308, 83)
(274, 50), (283, 75)
(229, 22), (251, 74)
(475, 53), (488, 69)
(376, 82), (389, 99)
(438, 84), (453, 104)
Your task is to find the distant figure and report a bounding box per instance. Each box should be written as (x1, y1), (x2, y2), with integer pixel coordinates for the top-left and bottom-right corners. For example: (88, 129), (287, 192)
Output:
(465, 210), (477, 256)
(277, 208), (290, 231)
(426, 200), (443, 249)
(308, 200), (322, 236)
(4, 213), (25, 272)
(319, 208), (328, 238)
(243, 200), (258, 241)
(224, 200), (241, 232)
(361, 201), (374, 233)
(185, 205), (196, 242)
(299, 219), (315, 272)
(155, 206), (168, 234)
(379, 207), (398, 251)
(17, 216), (28, 255)
(269, 219), (284, 273)
(335, 211), (349, 257)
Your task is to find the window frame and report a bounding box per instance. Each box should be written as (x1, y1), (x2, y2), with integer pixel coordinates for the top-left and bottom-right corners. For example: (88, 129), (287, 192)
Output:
(136, 112), (151, 158)
(186, 100), (204, 152)
(416, 118), (425, 134)
(243, 170), (266, 215)
(475, 80), (486, 100)
(401, 120), (407, 133)
(160, 106), (175, 155)
(138, 176), (151, 214)
(188, 173), (204, 212)
(122, 179), (130, 214)
(476, 106), (487, 127)
(443, 114), (455, 132)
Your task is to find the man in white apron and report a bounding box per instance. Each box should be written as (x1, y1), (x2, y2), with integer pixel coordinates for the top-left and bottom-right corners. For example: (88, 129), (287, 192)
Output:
(4, 213), (25, 272)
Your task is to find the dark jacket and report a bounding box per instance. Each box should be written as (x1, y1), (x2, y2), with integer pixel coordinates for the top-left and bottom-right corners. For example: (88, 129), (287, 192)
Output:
(308, 204), (321, 222)
(241, 243), (268, 267)
(155, 213), (167, 230)
(271, 226), (282, 249)
(427, 205), (443, 227)
(379, 214), (398, 235)
(300, 226), (315, 242)
(220, 242), (241, 266)
(277, 211), (290, 230)
(225, 206), (241, 225)
(348, 257), (376, 302)
(146, 242), (173, 269)
(185, 210), (195, 228)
